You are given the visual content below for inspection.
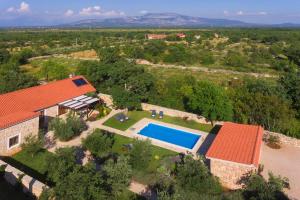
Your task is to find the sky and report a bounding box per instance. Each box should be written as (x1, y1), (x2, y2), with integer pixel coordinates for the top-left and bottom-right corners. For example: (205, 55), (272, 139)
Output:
(0, 0), (300, 26)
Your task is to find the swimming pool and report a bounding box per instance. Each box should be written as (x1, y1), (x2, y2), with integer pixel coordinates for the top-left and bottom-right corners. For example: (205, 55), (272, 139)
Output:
(138, 123), (201, 149)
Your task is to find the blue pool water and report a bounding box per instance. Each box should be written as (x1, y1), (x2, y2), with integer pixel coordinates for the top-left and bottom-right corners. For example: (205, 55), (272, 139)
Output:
(139, 123), (201, 149)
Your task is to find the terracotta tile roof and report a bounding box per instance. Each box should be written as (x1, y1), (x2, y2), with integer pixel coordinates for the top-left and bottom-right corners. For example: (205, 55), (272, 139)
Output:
(0, 76), (96, 129)
(206, 122), (263, 166)
(0, 111), (40, 130)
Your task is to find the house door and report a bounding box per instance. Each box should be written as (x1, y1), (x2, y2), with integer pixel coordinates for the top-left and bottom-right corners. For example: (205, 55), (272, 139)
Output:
(39, 110), (47, 130)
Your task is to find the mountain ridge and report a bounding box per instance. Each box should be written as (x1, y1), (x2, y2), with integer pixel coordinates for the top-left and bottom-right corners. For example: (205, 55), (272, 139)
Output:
(58, 13), (300, 28)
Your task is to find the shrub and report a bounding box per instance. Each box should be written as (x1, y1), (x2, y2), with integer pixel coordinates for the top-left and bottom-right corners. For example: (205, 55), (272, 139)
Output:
(49, 112), (87, 141)
(21, 133), (44, 157)
(243, 172), (289, 200)
(82, 129), (114, 158)
(175, 156), (222, 195)
(129, 139), (152, 170)
(0, 165), (6, 178)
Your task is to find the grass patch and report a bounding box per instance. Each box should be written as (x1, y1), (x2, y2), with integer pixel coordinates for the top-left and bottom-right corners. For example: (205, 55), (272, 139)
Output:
(111, 134), (177, 185)
(2, 149), (53, 184)
(103, 110), (213, 132)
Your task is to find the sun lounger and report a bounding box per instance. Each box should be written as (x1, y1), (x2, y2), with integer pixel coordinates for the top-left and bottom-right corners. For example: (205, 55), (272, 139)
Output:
(151, 110), (156, 118)
(159, 111), (164, 119)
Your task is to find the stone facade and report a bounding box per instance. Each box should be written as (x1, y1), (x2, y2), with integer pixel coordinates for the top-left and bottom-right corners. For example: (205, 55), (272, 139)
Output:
(99, 93), (114, 108)
(141, 103), (214, 125)
(264, 131), (300, 148)
(0, 117), (39, 155)
(209, 158), (257, 189)
(0, 159), (48, 197)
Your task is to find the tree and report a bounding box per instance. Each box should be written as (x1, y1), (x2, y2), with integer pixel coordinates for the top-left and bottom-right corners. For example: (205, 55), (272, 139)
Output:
(175, 156), (222, 195)
(129, 139), (152, 170)
(279, 71), (300, 117)
(98, 47), (121, 64)
(54, 165), (107, 200)
(0, 62), (37, 94)
(0, 49), (10, 64)
(82, 129), (114, 158)
(103, 156), (132, 196)
(243, 173), (289, 200)
(111, 86), (141, 110)
(49, 112), (87, 141)
(21, 134), (44, 157)
(46, 147), (77, 183)
(184, 81), (233, 125)
(40, 59), (70, 81)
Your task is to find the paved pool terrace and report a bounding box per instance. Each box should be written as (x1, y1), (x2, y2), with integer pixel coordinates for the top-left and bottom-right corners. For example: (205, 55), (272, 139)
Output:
(125, 118), (209, 154)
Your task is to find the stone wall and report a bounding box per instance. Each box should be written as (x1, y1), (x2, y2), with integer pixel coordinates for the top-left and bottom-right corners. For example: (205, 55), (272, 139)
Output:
(141, 103), (212, 124)
(0, 159), (48, 197)
(99, 93), (114, 108)
(209, 158), (257, 189)
(0, 117), (39, 155)
(264, 131), (300, 148)
(45, 105), (58, 118)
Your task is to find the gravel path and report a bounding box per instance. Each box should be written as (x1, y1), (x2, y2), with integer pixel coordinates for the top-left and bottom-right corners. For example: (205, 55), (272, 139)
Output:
(261, 143), (300, 200)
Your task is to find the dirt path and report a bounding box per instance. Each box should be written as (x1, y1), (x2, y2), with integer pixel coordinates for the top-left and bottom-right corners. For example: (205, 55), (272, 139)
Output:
(145, 62), (278, 78)
(260, 143), (300, 199)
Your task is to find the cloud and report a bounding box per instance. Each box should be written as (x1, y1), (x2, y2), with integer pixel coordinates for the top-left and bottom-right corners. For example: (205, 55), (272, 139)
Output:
(237, 11), (244, 16)
(18, 2), (30, 13)
(6, 2), (30, 13)
(6, 7), (15, 13)
(79, 5), (124, 17)
(64, 9), (74, 17)
(140, 10), (148, 15)
(258, 11), (268, 16)
(224, 10), (268, 17)
(223, 10), (229, 16)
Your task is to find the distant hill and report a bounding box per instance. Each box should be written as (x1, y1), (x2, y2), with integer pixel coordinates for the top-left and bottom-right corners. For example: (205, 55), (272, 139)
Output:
(59, 13), (300, 28)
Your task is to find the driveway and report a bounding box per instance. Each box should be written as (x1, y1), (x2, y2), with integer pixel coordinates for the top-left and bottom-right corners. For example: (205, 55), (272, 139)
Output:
(260, 143), (300, 199)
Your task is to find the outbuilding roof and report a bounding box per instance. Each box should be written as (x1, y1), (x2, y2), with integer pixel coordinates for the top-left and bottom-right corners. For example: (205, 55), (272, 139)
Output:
(206, 122), (263, 166)
(0, 76), (96, 129)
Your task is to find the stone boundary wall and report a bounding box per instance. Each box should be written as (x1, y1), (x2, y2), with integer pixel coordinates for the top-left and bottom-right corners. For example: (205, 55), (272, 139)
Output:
(141, 103), (213, 125)
(0, 159), (48, 197)
(264, 131), (300, 148)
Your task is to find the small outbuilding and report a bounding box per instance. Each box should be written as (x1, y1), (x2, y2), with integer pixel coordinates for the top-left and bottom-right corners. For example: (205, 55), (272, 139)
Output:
(206, 122), (264, 189)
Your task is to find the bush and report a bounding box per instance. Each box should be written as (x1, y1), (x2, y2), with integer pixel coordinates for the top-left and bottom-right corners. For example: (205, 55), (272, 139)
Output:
(243, 173), (289, 200)
(49, 112), (87, 141)
(21, 133), (44, 157)
(129, 139), (152, 170)
(82, 129), (114, 158)
(175, 156), (222, 195)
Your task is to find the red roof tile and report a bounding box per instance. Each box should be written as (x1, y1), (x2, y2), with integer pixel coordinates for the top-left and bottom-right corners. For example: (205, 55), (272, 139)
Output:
(0, 111), (40, 130)
(206, 122), (263, 166)
(0, 76), (96, 129)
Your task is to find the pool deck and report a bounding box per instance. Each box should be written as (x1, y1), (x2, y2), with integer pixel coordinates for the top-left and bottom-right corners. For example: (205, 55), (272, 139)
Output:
(125, 118), (209, 154)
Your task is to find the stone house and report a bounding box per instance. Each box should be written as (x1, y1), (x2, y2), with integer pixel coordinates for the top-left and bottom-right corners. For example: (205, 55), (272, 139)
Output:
(206, 122), (263, 189)
(0, 76), (97, 155)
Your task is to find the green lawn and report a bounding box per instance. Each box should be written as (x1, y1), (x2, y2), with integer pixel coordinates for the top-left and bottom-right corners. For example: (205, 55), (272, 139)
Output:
(111, 134), (177, 185)
(2, 149), (53, 184)
(103, 110), (213, 132)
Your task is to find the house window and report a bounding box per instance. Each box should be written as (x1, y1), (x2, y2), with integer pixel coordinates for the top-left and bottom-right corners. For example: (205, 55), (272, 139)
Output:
(8, 134), (20, 149)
